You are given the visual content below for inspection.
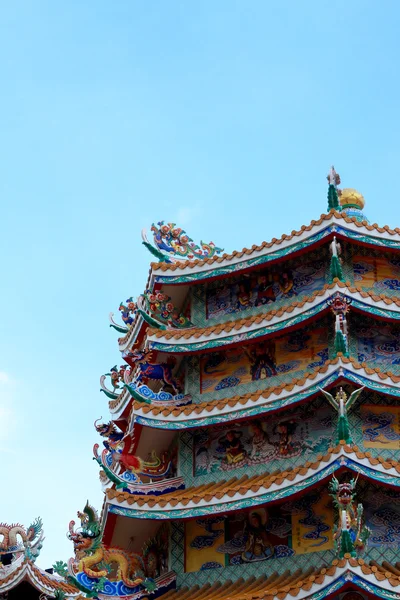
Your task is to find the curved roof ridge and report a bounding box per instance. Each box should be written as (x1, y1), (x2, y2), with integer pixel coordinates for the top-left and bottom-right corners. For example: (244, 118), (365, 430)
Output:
(163, 557), (400, 600)
(104, 444), (400, 518)
(147, 283), (400, 346)
(150, 211), (400, 274)
(114, 357), (400, 425)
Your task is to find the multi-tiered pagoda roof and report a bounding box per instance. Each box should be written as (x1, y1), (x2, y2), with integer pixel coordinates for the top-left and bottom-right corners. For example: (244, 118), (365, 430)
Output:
(52, 169), (400, 600)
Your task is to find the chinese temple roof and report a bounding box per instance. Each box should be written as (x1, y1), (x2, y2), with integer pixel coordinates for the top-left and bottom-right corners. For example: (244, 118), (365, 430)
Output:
(0, 558), (78, 597)
(104, 444), (400, 520)
(113, 356), (400, 427)
(147, 283), (400, 350)
(160, 558), (400, 600)
(149, 211), (400, 284)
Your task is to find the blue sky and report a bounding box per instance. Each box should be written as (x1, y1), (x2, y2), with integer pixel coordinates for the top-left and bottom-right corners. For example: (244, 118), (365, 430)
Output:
(1, 0), (400, 568)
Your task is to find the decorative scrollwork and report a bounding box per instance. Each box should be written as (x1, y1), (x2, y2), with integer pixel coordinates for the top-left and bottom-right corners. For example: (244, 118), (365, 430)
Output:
(142, 221), (223, 262)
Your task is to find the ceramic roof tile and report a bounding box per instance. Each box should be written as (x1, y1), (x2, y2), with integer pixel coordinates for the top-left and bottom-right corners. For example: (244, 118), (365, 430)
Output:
(0, 560), (78, 595)
(105, 444), (400, 508)
(160, 559), (400, 600)
(147, 283), (400, 341)
(151, 212), (400, 273)
(161, 555), (400, 600)
(124, 356), (400, 418)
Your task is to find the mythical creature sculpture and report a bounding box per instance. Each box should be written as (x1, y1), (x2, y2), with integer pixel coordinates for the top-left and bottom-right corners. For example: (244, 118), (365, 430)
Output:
(127, 347), (182, 394)
(141, 289), (193, 328)
(319, 386), (364, 445)
(142, 221), (223, 262)
(327, 166), (341, 211)
(0, 518), (43, 564)
(329, 476), (371, 558)
(100, 365), (129, 399)
(54, 502), (155, 594)
(94, 418), (124, 451)
(109, 297), (137, 333)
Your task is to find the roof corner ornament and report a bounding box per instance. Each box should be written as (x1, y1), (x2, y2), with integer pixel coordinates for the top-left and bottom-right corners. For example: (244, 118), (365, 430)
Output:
(329, 474), (371, 558)
(109, 298), (137, 334)
(53, 502), (156, 596)
(327, 166), (341, 212)
(319, 386), (363, 445)
(142, 221), (224, 262)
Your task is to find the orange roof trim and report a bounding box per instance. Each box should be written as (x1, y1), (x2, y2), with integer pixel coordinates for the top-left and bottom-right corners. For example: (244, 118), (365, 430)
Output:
(148, 281), (400, 341)
(105, 443), (400, 508)
(151, 211), (400, 272)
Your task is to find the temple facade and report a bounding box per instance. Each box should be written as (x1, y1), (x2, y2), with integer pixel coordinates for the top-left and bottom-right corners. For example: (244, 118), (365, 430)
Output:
(51, 169), (400, 600)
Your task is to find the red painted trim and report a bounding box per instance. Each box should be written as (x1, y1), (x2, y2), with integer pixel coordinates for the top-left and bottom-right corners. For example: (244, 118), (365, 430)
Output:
(102, 511), (117, 547)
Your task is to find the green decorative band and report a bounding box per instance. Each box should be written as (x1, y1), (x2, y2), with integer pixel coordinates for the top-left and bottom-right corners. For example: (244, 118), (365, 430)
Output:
(149, 301), (326, 352)
(133, 368), (400, 430)
(107, 456), (400, 520)
(154, 224), (400, 284)
(149, 295), (400, 353)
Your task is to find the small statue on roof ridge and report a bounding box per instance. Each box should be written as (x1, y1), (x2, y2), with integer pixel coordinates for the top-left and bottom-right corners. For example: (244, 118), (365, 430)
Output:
(327, 166), (342, 211)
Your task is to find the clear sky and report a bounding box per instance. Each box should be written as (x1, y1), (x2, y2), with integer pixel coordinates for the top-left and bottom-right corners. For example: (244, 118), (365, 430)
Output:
(1, 0), (400, 569)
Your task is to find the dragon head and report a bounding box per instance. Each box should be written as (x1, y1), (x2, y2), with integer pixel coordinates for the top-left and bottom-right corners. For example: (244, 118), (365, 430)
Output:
(94, 418), (115, 437)
(26, 517), (43, 542)
(68, 502), (101, 558)
(329, 475), (357, 507)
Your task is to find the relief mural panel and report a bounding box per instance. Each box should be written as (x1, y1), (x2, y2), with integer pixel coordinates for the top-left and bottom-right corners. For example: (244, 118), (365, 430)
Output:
(193, 405), (333, 476)
(361, 405), (400, 449)
(364, 486), (400, 548)
(206, 259), (327, 320)
(184, 489), (334, 573)
(200, 328), (328, 394)
(355, 321), (400, 374)
(353, 254), (400, 292)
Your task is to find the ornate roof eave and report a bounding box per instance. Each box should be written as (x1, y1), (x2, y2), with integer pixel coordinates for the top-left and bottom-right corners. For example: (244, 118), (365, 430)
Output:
(118, 311), (146, 353)
(104, 444), (400, 520)
(147, 284), (400, 352)
(125, 357), (400, 429)
(0, 558), (78, 597)
(158, 558), (400, 600)
(148, 212), (400, 285)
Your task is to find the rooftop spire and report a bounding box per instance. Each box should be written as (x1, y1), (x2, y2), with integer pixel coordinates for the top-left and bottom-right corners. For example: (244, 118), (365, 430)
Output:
(327, 166), (341, 211)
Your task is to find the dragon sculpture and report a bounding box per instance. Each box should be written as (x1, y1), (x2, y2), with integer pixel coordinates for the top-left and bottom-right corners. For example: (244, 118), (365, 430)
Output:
(0, 518), (44, 564)
(100, 365), (129, 399)
(329, 475), (371, 558)
(126, 347), (182, 394)
(94, 418), (124, 451)
(142, 221), (224, 263)
(109, 297), (137, 334)
(54, 502), (155, 596)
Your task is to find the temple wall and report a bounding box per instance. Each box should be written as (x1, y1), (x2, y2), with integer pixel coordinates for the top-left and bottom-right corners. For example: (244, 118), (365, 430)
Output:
(189, 244), (400, 329)
(177, 391), (400, 487)
(169, 479), (400, 586)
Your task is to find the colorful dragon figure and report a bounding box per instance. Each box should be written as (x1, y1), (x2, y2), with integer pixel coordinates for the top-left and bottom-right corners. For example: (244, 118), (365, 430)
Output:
(109, 298), (137, 334)
(94, 418), (124, 451)
(329, 476), (371, 558)
(127, 347), (182, 394)
(141, 289), (193, 328)
(142, 221), (224, 262)
(54, 502), (155, 595)
(100, 364), (129, 399)
(0, 518), (43, 563)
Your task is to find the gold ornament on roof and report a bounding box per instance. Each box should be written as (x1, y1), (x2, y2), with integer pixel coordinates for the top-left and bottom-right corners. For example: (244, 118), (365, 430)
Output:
(339, 188), (365, 210)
